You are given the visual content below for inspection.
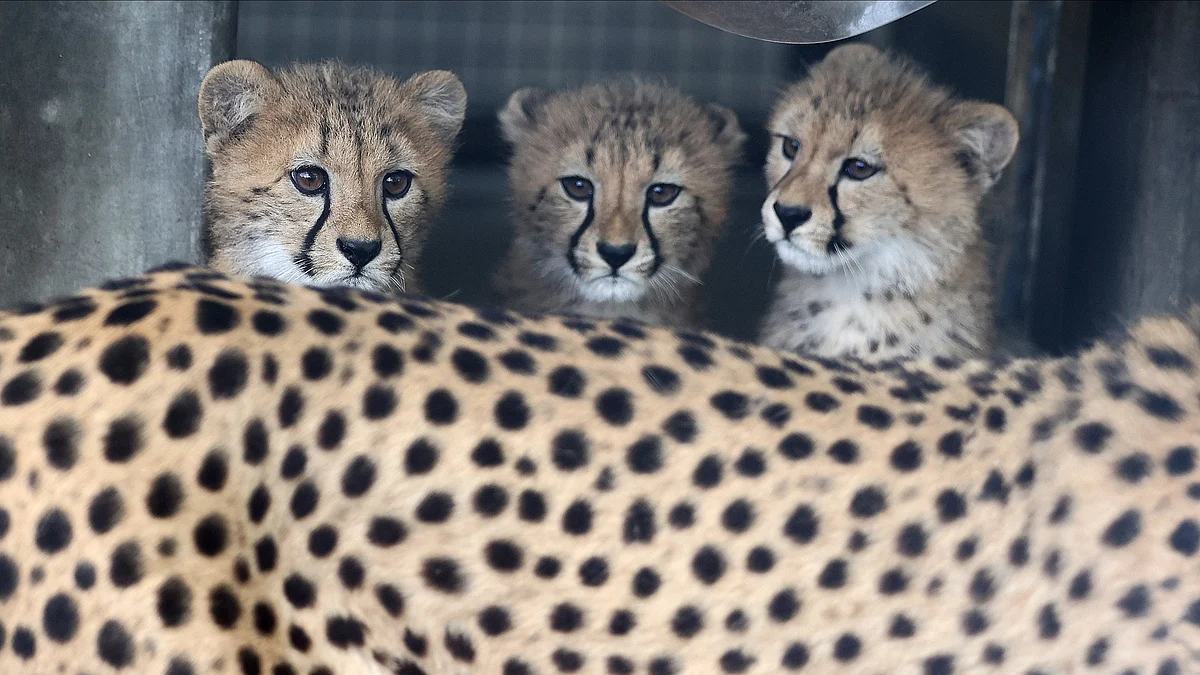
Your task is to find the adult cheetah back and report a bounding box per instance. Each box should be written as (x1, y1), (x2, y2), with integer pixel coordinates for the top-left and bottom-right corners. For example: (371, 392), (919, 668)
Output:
(0, 264), (1197, 675)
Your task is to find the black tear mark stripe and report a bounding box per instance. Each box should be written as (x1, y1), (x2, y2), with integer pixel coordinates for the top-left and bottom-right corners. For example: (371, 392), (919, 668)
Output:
(566, 199), (596, 277)
(828, 182), (846, 232)
(295, 191), (333, 277)
(826, 180), (851, 254)
(640, 200), (664, 277)
(380, 190), (405, 265)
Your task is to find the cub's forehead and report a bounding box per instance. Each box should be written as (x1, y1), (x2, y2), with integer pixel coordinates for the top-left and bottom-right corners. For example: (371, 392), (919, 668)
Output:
(531, 91), (715, 165)
(253, 73), (424, 167)
(269, 67), (420, 138)
(253, 107), (416, 173)
(770, 56), (944, 134)
(281, 64), (404, 114)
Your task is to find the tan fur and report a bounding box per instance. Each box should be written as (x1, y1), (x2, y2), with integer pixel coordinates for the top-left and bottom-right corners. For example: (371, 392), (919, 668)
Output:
(492, 81), (744, 329)
(0, 264), (1197, 674)
(759, 44), (1019, 360)
(199, 60), (467, 293)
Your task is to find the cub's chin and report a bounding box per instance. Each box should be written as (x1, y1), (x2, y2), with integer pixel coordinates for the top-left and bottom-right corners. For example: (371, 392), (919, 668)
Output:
(305, 263), (403, 293)
(772, 240), (848, 276)
(577, 274), (647, 304)
(775, 235), (944, 295)
(321, 275), (392, 292)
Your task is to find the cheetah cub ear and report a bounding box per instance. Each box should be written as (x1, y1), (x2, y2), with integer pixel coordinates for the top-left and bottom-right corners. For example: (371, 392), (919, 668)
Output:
(198, 59), (280, 153)
(821, 41), (884, 66)
(702, 102), (746, 160)
(946, 101), (1020, 192)
(402, 70), (468, 147)
(498, 87), (553, 145)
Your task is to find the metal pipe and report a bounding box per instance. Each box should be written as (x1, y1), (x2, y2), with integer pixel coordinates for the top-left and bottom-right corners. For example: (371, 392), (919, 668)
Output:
(661, 1), (935, 44)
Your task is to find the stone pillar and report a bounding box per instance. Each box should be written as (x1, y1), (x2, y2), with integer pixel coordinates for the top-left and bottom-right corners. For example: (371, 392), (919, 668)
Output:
(0, 0), (236, 306)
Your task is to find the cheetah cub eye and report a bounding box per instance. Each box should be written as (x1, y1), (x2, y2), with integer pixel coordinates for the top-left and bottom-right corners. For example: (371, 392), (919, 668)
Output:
(290, 166), (328, 195)
(382, 170), (414, 199)
(561, 176), (594, 201)
(646, 183), (682, 206)
(840, 158), (879, 181)
(779, 135), (800, 160)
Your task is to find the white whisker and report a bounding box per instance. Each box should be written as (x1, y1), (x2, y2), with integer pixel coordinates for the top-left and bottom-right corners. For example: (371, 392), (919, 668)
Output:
(661, 264), (702, 286)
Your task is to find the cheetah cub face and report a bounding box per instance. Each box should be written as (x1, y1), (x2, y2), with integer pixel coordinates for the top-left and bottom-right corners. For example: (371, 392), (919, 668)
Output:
(199, 60), (467, 293)
(758, 44), (1019, 359)
(762, 44), (1017, 293)
(495, 81), (744, 327)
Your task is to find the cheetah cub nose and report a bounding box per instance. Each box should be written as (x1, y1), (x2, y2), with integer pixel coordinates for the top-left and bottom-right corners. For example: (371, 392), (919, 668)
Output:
(336, 238), (382, 269)
(773, 203), (812, 235)
(597, 241), (637, 271)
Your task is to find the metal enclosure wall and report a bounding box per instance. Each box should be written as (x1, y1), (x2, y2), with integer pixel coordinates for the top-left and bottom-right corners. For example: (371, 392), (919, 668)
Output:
(1061, 0), (1200, 350)
(0, 1), (236, 308)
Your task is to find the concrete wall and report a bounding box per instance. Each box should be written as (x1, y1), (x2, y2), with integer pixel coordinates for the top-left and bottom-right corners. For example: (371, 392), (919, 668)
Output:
(0, 1), (236, 307)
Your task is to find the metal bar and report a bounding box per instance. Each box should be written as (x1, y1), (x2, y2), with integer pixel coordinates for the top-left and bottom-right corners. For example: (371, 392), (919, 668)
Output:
(990, 0), (1090, 354)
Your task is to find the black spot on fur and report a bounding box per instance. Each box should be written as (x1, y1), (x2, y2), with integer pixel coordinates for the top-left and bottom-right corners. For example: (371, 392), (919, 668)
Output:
(97, 620), (135, 667)
(98, 336), (150, 385)
(104, 300), (157, 326)
(208, 349), (249, 399)
(857, 405), (893, 430)
(1103, 510), (1141, 547)
(42, 592), (80, 642)
(1146, 346), (1194, 372)
(1139, 390), (1184, 420)
(643, 366), (682, 394)
(19, 332), (64, 362)
(164, 391), (203, 438)
(596, 388), (634, 425)
(1169, 520), (1198, 556)
(196, 299), (239, 334)
(663, 411), (698, 443)
(1165, 446), (1196, 475)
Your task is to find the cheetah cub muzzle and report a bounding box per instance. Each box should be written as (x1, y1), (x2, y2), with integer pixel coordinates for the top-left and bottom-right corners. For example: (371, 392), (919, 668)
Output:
(758, 44), (1019, 360)
(199, 60), (467, 294)
(492, 80), (745, 329)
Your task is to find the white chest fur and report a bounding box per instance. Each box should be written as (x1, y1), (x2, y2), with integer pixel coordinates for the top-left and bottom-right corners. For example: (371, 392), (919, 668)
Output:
(760, 268), (984, 360)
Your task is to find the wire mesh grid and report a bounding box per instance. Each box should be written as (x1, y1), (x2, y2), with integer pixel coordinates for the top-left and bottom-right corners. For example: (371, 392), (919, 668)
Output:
(236, 0), (799, 120)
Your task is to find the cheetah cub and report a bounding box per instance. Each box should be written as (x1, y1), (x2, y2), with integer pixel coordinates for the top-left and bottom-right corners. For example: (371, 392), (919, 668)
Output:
(199, 60), (467, 293)
(492, 81), (744, 329)
(759, 44), (1019, 359)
